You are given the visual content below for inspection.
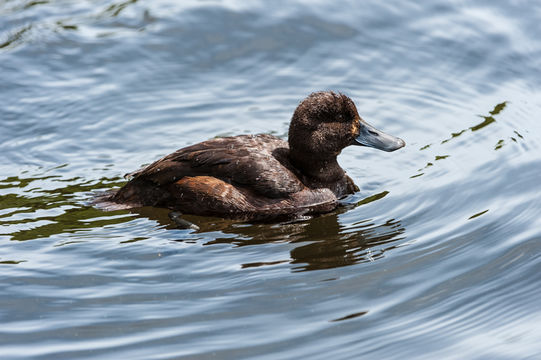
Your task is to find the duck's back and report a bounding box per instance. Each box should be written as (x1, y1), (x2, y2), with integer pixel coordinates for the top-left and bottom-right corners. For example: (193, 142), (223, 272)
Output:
(112, 134), (338, 219)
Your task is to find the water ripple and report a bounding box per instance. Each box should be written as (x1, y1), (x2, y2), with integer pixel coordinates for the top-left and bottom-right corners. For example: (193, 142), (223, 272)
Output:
(1, 0), (541, 359)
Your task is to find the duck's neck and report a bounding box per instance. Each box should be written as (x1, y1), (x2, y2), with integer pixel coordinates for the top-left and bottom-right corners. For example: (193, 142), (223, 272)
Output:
(289, 150), (345, 184)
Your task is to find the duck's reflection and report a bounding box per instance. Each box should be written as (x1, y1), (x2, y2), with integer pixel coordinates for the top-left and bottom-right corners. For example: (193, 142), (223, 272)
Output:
(133, 206), (406, 272)
(288, 214), (404, 271)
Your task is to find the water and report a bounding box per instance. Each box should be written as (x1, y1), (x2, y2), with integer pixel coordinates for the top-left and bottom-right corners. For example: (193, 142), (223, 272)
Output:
(1, 0), (541, 358)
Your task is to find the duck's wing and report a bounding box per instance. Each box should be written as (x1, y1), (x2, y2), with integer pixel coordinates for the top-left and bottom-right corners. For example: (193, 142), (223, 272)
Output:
(168, 175), (337, 219)
(126, 135), (304, 198)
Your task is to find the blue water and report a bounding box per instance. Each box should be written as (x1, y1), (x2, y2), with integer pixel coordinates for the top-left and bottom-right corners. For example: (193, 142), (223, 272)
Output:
(2, 0), (541, 359)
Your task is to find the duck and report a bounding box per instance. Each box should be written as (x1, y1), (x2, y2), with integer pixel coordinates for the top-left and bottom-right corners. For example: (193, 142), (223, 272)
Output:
(111, 91), (405, 222)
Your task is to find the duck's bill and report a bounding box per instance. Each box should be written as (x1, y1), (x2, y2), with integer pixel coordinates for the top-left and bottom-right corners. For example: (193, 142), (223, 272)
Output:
(353, 121), (405, 152)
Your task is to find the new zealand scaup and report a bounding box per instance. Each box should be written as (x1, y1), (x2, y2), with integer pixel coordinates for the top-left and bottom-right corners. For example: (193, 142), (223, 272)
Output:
(110, 91), (405, 221)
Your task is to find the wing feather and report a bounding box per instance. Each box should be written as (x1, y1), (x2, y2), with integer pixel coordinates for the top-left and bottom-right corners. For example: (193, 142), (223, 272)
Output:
(125, 135), (303, 198)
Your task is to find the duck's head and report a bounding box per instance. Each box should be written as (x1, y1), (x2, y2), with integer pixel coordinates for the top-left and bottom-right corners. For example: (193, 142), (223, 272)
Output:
(288, 92), (405, 159)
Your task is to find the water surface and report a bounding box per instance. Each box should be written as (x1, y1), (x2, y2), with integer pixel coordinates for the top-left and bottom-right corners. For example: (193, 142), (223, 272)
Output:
(2, 0), (541, 359)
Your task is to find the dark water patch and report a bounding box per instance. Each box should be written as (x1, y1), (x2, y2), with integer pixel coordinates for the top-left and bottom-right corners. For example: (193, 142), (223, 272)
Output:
(355, 190), (389, 206)
(0, 23), (32, 49)
(468, 209), (489, 220)
(330, 310), (368, 322)
(102, 0), (138, 18)
(0, 259), (27, 264)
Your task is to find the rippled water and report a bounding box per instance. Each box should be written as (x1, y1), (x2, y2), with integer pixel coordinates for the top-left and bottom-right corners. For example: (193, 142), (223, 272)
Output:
(2, 0), (541, 359)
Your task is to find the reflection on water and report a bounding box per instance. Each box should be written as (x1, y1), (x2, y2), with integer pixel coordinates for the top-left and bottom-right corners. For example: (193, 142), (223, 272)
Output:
(0, 0), (147, 51)
(468, 209), (489, 220)
(0, 171), (130, 241)
(411, 101), (518, 178)
(441, 101), (507, 142)
(330, 310), (368, 322)
(104, 0), (139, 18)
(127, 199), (405, 272)
(288, 216), (404, 271)
(0, 165), (405, 271)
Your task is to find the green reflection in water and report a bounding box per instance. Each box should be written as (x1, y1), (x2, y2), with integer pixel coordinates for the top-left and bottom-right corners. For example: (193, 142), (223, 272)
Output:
(0, 260), (27, 265)
(468, 209), (489, 220)
(56, 21), (78, 31)
(356, 191), (389, 206)
(23, 1), (49, 10)
(0, 24), (32, 50)
(441, 101), (507, 144)
(0, 173), (134, 241)
(103, 0), (138, 17)
(0, 0), (143, 53)
(412, 101), (512, 178)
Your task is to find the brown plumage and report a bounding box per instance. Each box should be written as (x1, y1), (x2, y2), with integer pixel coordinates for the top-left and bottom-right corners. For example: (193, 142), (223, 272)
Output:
(110, 91), (405, 221)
